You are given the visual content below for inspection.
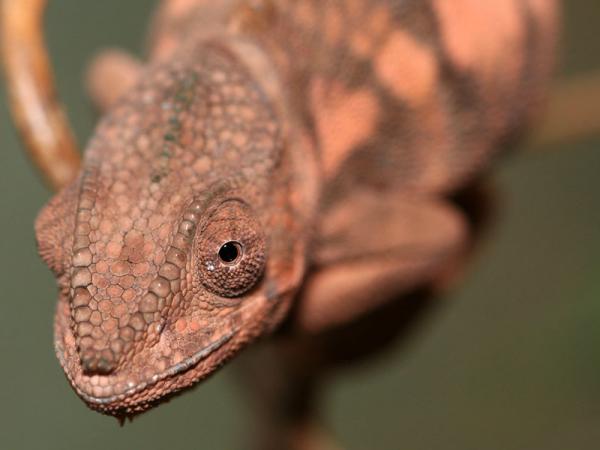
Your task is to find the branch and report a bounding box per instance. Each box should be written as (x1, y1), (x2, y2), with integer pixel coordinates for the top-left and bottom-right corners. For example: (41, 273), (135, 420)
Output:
(530, 71), (600, 148)
(0, 0), (80, 192)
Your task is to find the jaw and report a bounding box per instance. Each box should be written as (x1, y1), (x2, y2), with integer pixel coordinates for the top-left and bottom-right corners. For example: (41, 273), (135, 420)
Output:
(54, 294), (249, 416)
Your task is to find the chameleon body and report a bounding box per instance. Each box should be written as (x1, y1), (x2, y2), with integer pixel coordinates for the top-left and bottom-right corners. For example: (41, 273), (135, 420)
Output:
(35, 0), (558, 415)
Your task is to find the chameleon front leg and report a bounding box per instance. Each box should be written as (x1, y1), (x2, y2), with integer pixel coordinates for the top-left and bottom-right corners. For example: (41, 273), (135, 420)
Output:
(85, 49), (143, 111)
(293, 190), (469, 334)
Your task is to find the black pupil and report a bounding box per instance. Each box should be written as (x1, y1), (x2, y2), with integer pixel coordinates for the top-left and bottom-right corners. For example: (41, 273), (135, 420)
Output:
(219, 241), (240, 263)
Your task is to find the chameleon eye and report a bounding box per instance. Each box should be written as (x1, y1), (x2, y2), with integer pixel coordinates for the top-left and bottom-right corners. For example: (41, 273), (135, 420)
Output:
(195, 201), (266, 298)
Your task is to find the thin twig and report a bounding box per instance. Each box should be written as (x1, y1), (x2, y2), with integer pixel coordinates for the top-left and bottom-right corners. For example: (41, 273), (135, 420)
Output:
(0, 0), (80, 191)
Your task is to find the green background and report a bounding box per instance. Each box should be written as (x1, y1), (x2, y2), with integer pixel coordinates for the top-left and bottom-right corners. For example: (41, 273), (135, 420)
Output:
(1, 1), (599, 449)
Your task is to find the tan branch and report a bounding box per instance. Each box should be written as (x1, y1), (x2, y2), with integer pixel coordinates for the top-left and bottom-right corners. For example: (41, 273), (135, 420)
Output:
(531, 71), (600, 148)
(1, 0), (80, 192)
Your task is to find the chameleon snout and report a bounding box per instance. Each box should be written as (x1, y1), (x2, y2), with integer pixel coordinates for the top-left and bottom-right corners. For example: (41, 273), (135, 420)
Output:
(69, 244), (178, 376)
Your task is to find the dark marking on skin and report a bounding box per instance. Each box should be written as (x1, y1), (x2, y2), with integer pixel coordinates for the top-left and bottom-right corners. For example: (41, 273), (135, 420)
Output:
(152, 71), (200, 183)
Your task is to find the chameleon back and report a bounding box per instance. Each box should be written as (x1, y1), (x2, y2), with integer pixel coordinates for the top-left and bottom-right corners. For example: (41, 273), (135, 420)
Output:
(151, 0), (558, 202)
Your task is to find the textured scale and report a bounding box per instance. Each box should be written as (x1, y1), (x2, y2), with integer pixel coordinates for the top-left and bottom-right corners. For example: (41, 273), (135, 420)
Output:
(35, 0), (558, 415)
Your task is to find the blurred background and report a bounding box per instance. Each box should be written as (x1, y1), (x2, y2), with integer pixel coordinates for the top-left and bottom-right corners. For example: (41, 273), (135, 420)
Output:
(1, 1), (599, 449)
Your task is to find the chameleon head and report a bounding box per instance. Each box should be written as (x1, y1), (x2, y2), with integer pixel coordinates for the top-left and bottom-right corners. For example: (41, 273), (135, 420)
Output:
(34, 44), (309, 415)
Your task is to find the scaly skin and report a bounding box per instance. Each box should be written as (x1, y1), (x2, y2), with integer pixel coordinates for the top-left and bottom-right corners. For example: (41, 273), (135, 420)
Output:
(35, 0), (558, 416)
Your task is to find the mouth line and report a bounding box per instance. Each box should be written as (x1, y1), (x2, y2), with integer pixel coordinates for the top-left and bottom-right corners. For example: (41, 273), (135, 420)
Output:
(60, 330), (237, 406)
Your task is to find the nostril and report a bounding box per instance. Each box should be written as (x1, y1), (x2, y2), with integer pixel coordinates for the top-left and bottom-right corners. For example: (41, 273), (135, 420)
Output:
(81, 352), (116, 376)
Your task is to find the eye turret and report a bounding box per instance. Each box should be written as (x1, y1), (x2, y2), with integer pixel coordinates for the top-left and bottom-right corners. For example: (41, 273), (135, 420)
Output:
(195, 201), (266, 297)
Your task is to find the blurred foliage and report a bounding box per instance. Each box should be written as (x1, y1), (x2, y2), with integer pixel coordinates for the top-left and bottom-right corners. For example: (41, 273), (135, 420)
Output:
(0, 1), (599, 449)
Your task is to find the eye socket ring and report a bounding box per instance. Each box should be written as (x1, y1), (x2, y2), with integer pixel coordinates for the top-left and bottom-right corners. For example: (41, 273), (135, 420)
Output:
(195, 200), (266, 298)
(218, 241), (243, 265)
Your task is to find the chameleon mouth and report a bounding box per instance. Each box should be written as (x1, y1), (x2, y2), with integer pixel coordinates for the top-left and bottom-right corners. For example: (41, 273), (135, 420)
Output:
(53, 296), (239, 413)
(58, 331), (236, 406)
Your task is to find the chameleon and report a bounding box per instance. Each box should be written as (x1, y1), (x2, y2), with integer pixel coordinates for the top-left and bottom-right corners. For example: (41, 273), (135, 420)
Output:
(34, 0), (559, 418)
